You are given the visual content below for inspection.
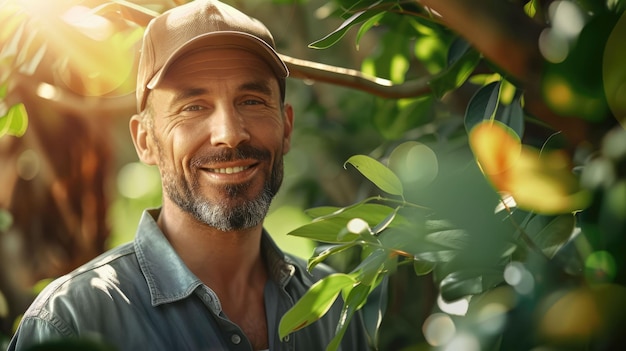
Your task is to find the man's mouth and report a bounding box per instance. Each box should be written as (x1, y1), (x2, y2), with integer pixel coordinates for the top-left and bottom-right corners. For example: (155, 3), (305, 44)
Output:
(207, 165), (251, 174)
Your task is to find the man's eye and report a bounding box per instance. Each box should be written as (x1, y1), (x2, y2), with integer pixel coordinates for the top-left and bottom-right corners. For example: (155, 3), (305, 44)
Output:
(242, 99), (263, 106)
(183, 105), (204, 111)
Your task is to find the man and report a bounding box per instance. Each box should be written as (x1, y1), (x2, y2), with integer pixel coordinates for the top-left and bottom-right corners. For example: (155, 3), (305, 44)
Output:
(7, 1), (369, 350)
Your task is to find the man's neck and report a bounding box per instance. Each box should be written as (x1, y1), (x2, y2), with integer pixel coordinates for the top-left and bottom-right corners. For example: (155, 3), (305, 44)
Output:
(156, 203), (270, 349)
(156, 203), (267, 292)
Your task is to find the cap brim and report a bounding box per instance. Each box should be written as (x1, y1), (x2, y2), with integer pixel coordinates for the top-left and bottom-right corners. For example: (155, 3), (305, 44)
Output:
(147, 31), (289, 90)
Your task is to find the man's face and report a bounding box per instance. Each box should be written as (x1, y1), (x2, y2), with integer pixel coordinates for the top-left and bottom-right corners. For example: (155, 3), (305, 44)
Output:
(137, 47), (293, 231)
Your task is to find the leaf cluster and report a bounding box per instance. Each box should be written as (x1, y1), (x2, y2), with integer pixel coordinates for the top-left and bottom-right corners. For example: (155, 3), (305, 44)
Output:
(277, 0), (626, 350)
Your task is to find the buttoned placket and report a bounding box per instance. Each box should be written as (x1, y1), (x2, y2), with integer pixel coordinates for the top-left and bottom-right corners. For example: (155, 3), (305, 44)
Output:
(196, 285), (254, 351)
(277, 264), (297, 351)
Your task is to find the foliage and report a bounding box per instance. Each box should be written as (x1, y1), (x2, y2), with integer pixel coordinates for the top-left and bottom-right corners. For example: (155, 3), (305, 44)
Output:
(0, 0), (152, 138)
(1, 0), (625, 350)
(277, 0), (626, 350)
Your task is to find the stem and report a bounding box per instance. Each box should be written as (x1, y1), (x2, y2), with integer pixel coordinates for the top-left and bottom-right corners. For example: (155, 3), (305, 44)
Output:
(369, 195), (430, 210)
(357, 240), (415, 260)
(500, 199), (550, 261)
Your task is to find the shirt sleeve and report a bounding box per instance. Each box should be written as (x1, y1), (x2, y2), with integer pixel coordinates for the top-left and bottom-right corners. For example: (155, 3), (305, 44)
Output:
(7, 316), (117, 351)
(7, 315), (71, 351)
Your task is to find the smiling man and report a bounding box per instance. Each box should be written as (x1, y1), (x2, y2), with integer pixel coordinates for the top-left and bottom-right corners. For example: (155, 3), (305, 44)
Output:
(7, 1), (369, 350)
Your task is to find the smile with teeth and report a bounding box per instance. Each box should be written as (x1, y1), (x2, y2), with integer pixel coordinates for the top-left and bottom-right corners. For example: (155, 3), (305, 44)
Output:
(208, 165), (251, 174)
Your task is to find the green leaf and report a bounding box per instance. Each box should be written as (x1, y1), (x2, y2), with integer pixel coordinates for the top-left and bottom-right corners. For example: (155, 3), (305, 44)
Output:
(344, 155), (403, 195)
(413, 250), (458, 263)
(524, 0), (539, 17)
(309, 0), (383, 49)
(279, 274), (356, 339)
(439, 269), (504, 301)
(524, 214), (576, 258)
(425, 229), (470, 250)
(413, 260), (435, 275)
(424, 219), (457, 232)
(304, 206), (342, 218)
(362, 15), (413, 81)
(464, 81), (500, 133)
(352, 248), (387, 286)
(497, 92), (525, 139)
(0, 102), (28, 137)
(305, 199), (396, 222)
(308, 243), (358, 271)
(356, 12), (385, 49)
(447, 36), (472, 66)
(289, 204), (398, 243)
(603, 8), (626, 126)
(326, 284), (370, 351)
(429, 38), (481, 98)
(413, 29), (451, 74)
(361, 276), (388, 347)
(287, 216), (359, 243)
(376, 226), (459, 263)
(374, 96), (434, 140)
(370, 207), (398, 235)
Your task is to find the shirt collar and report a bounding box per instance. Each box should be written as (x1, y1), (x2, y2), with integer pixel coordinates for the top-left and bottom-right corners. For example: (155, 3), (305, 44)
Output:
(261, 228), (296, 288)
(134, 209), (203, 306)
(134, 208), (296, 306)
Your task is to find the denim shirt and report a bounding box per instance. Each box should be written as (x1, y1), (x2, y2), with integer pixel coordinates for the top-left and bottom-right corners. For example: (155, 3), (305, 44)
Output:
(8, 209), (369, 351)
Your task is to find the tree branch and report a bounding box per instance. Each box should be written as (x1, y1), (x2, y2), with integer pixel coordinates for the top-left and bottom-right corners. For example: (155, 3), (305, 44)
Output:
(418, 0), (545, 86)
(279, 55), (431, 99)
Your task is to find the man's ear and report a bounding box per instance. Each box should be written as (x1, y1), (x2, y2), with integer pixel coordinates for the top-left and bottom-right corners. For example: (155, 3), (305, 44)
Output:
(282, 103), (294, 154)
(129, 114), (157, 165)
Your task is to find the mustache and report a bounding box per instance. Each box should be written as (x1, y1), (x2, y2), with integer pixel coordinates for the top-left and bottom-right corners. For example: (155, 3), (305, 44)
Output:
(190, 145), (271, 166)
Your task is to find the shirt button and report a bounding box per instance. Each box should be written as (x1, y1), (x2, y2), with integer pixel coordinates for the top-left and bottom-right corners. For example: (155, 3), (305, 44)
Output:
(231, 334), (242, 345)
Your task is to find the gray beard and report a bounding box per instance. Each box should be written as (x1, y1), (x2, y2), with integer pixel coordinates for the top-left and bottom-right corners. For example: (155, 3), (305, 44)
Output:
(174, 178), (277, 231)
(161, 156), (283, 231)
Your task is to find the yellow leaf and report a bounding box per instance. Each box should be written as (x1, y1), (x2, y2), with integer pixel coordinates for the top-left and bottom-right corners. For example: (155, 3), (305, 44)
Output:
(469, 120), (521, 191)
(469, 120), (590, 214)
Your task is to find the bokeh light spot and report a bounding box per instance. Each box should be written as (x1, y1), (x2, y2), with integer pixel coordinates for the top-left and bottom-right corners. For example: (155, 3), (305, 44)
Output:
(388, 141), (438, 189)
(544, 75), (574, 109)
(585, 250), (617, 284)
(17, 149), (40, 181)
(117, 162), (160, 199)
(539, 29), (569, 63)
(540, 288), (600, 339)
(347, 218), (369, 234)
(549, 1), (585, 38)
(444, 333), (481, 351)
(504, 262), (535, 295)
(36, 82), (58, 100)
(476, 303), (508, 334)
(423, 313), (456, 347)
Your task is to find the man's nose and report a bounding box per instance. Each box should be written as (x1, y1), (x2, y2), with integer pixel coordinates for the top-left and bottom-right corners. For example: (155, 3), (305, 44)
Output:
(209, 104), (251, 148)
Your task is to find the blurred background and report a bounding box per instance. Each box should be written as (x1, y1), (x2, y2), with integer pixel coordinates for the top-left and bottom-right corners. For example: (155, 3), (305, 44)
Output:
(1, 0), (625, 350)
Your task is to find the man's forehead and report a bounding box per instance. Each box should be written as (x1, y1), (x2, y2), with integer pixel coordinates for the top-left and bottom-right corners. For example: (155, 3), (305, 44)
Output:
(165, 79), (275, 99)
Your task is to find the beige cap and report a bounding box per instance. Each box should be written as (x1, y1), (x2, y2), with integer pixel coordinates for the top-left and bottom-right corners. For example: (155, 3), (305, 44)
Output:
(136, 0), (289, 112)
